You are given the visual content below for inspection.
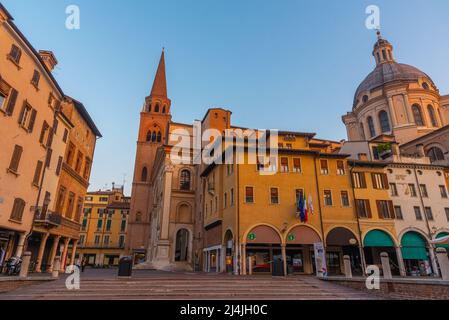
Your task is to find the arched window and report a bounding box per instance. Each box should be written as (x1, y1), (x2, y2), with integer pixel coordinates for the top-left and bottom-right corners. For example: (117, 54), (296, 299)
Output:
(180, 170), (191, 190)
(136, 212), (142, 222)
(155, 104), (160, 113)
(146, 131), (152, 142)
(157, 131), (162, 143)
(367, 116), (376, 138)
(360, 123), (366, 140)
(427, 105), (438, 127)
(148, 104), (152, 112)
(141, 167), (148, 182)
(422, 82), (430, 90)
(427, 147), (445, 163)
(175, 229), (189, 262)
(162, 106), (166, 114)
(152, 132), (157, 142)
(379, 110), (391, 133)
(362, 95), (369, 104)
(412, 104), (425, 126)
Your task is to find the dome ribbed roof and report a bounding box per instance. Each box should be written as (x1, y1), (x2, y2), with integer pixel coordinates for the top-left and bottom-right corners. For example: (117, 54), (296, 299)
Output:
(353, 62), (434, 108)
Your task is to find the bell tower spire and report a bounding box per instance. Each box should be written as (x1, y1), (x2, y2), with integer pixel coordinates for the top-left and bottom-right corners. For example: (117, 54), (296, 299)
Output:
(145, 49), (171, 114)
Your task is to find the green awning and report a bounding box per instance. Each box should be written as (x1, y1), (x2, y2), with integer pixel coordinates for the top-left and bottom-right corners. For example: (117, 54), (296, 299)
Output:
(401, 232), (428, 260)
(364, 230), (394, 247)
(436, 232), (449, 249)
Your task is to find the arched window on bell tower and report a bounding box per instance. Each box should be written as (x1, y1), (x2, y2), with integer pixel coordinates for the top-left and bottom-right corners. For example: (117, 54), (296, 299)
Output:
(146, 131), (152, 142)
(152, 131), (157, 142)
(141, 167), (148, 182)
(155, 104), (160, 113)
(157, 131), (162, 143)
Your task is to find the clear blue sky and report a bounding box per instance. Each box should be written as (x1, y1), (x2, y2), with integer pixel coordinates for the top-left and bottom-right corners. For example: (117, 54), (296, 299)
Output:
(3, 0), (449, 195)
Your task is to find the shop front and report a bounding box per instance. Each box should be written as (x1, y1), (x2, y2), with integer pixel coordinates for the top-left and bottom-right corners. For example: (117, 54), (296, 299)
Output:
(363, 229), (400, 276)
(326, 227), (362, 276)
(285, 225), (321, 275)
(245, 225), (282, 274)
(401, 231), (433, 276)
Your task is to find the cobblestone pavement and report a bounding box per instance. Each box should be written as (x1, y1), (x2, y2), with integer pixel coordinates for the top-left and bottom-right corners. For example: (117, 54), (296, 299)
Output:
(0, 268), (382, 300)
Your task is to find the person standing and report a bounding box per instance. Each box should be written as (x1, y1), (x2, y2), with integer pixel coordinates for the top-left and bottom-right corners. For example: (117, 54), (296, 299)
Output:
(81, 257), (87, 272)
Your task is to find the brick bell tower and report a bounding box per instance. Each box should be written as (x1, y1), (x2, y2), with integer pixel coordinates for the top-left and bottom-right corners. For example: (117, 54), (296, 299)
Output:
(127, 50), (172, 260)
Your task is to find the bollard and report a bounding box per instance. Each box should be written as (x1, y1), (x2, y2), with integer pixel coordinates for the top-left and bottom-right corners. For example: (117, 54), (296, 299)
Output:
(436, 247), (449, 281)
(343, 255), (352, 278)
(52, 256), (61, 278)
(19, 252), (32, 278)
(380, 252), (392, 279)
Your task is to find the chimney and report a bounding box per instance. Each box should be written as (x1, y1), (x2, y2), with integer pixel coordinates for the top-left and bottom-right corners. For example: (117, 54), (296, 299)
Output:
(416, 144), (425, 158)
(391, 143), (400, 156)
(358, 153), (368, 161)
(39, 50), (58, 71)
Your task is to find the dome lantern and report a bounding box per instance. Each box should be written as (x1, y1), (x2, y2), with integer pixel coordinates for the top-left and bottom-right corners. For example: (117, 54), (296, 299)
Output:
(372, 31), (395, 65)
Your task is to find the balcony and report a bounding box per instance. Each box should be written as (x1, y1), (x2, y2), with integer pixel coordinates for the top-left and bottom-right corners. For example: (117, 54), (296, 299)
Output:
(34, 208), (62, 227)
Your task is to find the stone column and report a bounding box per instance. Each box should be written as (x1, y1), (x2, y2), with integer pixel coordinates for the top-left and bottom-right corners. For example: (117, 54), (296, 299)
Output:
(60, 238), (70, 272)
(70, 240), (79, 266)
(35, 232), (50, 273)
(429, 247), (440, 277)
(395, 246), (407, 277)
(47, 236), (61, 273)
(241, 244), (247, 275)
(19, 252), (32, 278)
(380, 252), (392, 279)
(221, 245), (226, 273)
(387, 96), (398, 128)
(14, 234), (26, 257)
(248, 256), (253, 275)
(343, 255), (352, 278)
(281, 244), (287, 276)
(436, 248), (449, 281)
(52, 256), (61, 278)
(359, 246), (367, 276)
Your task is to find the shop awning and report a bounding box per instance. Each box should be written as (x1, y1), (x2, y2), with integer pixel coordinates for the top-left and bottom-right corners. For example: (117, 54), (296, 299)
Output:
(401, 232), (428, 260)
(363, 230), (394, 247)
(431, 233), (449, 249)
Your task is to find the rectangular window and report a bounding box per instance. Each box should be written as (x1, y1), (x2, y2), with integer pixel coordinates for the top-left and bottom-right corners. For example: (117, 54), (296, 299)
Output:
(18, 102), (36, 133)
(99, 197), (108, 202)
(8, 145), (23, 173)
(372, 173), (388, 189)
(224, 192), (228, 209)
(10, 198), (26, 222)
(119, 235), (125, 248)
(106, 219), (112, 231)
(63, 128), (69, 143)
(324, 190), (333, 206)
(295, 189), (304, 206)
(94, 235), (100, 245)
(39, 121), (50, 145)
(414, 206), (423, 220)
(31, 70), (40, 87)
(82, 219), (88, 231)
(0, 91), (5, 110)
(1, 88), (18, 116)
(440, 185), (448, 198)
(55, 186), (66, 214)
(56, 156), (63, 176)
(97, 219), (103, 231)
(390, 183), (398, 197)
(446, 208), (449, 222)
(420, 184), (428, 198)
(377, 200), (394, 219)
(341, 191), (350, 207)
(356, 199), (371, 218)
(293, 158), (301, 173)
(352, 172), (367, 188)
(270, 188), (279, 204)
(245, 187), (254, 203)
(409, 184), (417, 197)
(121, 220), (126, 232)
(79, 235), (85, 246)
(230, 189), (234, 206)
(32, 160), (43, 186)
(45, 148), (52, 168)
(66, 192), (75, 219)
(394, 206), (403, 220)
(286, 143), (293, 149)
(320, 160), (329, 175)
(280, 157), (289, 173)
(425, 207), (434, 221)
(9, 44), (22, 64)
(337, 161), (346, 175)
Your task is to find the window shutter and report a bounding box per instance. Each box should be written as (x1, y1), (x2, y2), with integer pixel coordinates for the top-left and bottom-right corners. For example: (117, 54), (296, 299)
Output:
(39, 122), (48, 144)
(371, 173), (378, 189)
(28, 109), (37, 132)
(388, 201), (395, 219)
(46, 148), (53, 168)
(56, 156), (63, 176)
(33, 161), (43, 186)
(9, 145), (23, 172)
(53, 119), (59, 134)
(382, 174), (389, 190)
(5, 88), (18, 116)
(376, 200), (383, 219)
(360, 172), (367, 188)
(366, 200), (372, 218)
(46, 131), (54, 147)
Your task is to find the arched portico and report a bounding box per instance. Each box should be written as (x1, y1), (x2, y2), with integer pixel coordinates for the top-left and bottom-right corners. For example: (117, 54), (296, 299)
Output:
(326, 227), (362, 276)
(363, 229), (401, 276)
(400, 230), (434, 276)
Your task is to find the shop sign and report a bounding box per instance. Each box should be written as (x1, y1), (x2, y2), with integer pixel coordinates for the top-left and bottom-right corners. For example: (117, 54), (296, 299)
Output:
(287, 234), (295, 241)
(248, 233), (256, 241)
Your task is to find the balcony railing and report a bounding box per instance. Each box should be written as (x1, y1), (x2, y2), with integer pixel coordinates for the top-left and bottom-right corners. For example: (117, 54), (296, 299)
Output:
(34, 208), (62, 227)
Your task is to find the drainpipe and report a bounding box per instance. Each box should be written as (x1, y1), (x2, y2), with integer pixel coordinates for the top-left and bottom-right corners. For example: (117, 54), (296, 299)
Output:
(413, 165), (439, 277)
(236, 162), (241, 275)
(349, 160), (367, 276)
(313, 154), (326, 247)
